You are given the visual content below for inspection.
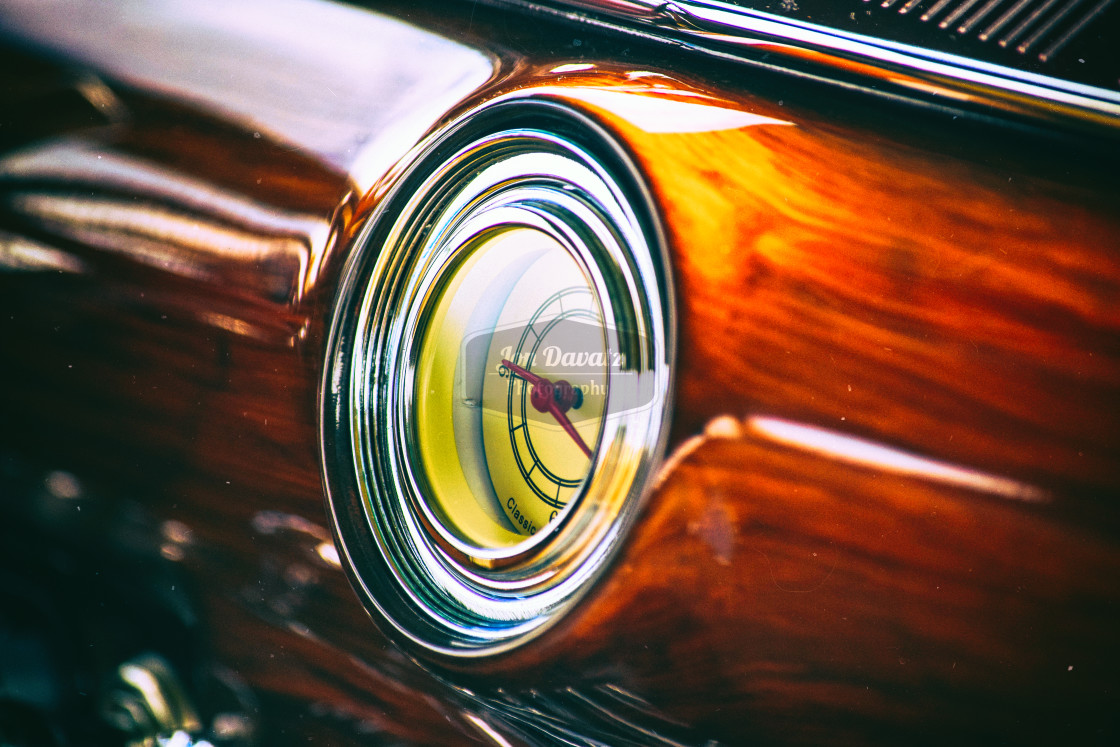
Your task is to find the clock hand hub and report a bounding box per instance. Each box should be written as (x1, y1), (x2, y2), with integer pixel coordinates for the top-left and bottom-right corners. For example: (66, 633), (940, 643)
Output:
(501, 359), (593, 458)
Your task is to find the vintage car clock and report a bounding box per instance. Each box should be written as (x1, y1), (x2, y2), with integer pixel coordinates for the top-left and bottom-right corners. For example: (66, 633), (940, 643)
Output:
(322, 99), (673, 654)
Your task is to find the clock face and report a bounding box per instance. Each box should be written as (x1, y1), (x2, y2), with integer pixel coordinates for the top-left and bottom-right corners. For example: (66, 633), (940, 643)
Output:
(414, 228), (609, 550)
(320, 102), (672, 654)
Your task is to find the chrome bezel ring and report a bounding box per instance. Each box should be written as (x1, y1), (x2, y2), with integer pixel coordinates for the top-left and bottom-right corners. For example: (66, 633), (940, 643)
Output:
(321, 96), (674, 656)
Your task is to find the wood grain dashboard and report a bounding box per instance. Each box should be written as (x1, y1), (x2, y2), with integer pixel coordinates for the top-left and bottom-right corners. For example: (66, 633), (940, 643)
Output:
(0, 0), (1117, 744)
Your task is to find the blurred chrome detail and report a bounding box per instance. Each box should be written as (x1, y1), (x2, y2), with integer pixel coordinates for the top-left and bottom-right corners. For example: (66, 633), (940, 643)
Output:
(322, 97), (673, 656)
(102, 655), (211, 747)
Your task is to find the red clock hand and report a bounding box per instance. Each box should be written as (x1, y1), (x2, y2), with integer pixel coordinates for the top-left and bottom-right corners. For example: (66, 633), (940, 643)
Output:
(501, 359), (593, 458)
(545, 399), (593, 459)
(501, 358), (545, 387)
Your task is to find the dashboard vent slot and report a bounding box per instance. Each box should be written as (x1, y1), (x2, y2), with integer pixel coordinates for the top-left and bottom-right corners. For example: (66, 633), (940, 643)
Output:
(869, 0), (1116, 62)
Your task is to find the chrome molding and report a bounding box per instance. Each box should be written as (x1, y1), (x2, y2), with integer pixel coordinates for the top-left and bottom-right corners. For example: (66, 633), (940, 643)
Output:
(482, 0), (1120, 132)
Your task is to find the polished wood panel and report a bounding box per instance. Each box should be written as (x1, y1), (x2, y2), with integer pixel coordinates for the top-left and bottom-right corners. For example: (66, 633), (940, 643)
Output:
(491, 421), (1120, 743)
(454, 72), (1120, 743)
(1, 1), (1118, 744)
(642, 114), (1120, 492)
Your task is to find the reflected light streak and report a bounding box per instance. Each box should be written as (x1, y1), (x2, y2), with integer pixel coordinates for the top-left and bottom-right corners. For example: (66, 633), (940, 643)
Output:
(2, 142), (332, 302)
(199, 312), (268, 340)
(463, 713), (515, 747)
(0, 143), (329, 245)
(748, 415), (1048, 502)
(251, 510), (332, 542)
(315, 541), (342, 569)
(0, 0), (494, 183)
(551, 63), (596, 73)
(0, 231), (87, 274)
(533, 86), (794, 133)
(11, 194), (308, 297)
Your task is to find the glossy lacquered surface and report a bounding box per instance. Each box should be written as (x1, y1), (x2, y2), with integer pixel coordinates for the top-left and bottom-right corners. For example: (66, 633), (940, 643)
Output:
(1, 0), (1118, 744)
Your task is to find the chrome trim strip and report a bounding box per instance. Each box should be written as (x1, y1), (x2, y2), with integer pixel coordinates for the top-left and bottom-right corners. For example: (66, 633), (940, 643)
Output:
(487, 0), (1120, 131)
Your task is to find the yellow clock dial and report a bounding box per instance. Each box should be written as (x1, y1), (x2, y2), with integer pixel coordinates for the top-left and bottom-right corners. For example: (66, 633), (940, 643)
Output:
(482, 248), (607, 538)
(413, 227), (606, 552)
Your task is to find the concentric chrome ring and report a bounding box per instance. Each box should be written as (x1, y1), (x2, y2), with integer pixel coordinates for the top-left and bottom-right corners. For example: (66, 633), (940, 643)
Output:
(320, 97), (674, 656)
